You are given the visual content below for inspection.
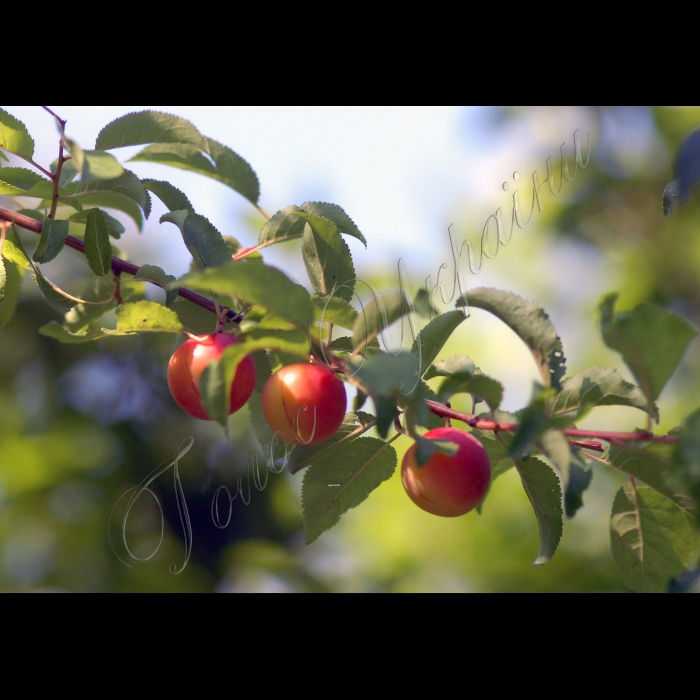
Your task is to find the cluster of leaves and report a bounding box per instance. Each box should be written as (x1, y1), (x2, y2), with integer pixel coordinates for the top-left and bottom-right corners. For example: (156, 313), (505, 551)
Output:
(2, 107), (700, 592)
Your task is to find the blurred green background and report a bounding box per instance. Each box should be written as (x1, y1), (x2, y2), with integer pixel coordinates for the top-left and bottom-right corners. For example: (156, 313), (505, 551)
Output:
(1, 106), (699, 592)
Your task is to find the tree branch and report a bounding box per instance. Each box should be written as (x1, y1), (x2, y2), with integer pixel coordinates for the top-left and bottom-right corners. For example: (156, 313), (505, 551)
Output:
(0, 206), (241, 322)
(425, 399), (677, 445)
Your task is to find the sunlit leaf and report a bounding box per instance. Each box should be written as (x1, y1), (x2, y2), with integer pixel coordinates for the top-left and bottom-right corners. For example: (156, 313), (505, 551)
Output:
(0, 258), (22, 331)
(115, 300), (182, 333)
(300, 201), (366, 247)
(410, 310), (465, 377)
(133, 264), (178, 307)
(68, 208), (124, 239)
(258, 206), (309, 248)
(0, 167), (50, 195)
(0, 108), (35, 159)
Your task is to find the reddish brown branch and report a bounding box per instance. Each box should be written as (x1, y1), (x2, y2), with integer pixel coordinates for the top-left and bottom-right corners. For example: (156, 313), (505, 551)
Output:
(425, 399), (677, 445)
(0, 207), (241, 322)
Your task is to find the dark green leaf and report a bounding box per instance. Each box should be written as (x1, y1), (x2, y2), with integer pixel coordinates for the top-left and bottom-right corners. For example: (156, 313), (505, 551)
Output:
(516, 457), (563, 566)
(258, 206), (308, 248)
(551, 366), (656, 420)
(602, 443), (694, 513)
(0, 167), (50, 195)
(287, 412), (376, 475)
(437, 373), (503, 413)
(171, 298), (219, 335)
(411, 310), (465, 377)
(142, 179), (194, 213)
(302, 436), (397, 544)
(133, 264), (178, 307)
(0, 108), (35, 159)
(300, 201), (366, 247)
(508, 390), (550, 461)
(160, 210), (232, 269)
(351, 351), (421, 398)
(96, 110), (208, 151)
(206, 138), (260, 205)
(64, 169), (148, 210)
(115, 300), (182, 333)
(599, 293), (697, 408)
(33, 219), (69, 264)
(352, 290), (410, 352)
(68, 192), (143, 230)
(610, 483), (694, 592)
(84, 209), (113, 277)
(565, 452), (593, 518)
(51, 158), (79, 186)
(68, 208), (125, 239)
(178, 260), (313, 331)
(33, 268), (76, 312)
(62, 276), (126, 332)
(459, 287), (567, 390)
(374, 396), (400, 439)
(413, 287), (440, 319)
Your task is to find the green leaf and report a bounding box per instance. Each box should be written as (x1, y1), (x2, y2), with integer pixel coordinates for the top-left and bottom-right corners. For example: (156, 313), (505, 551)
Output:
(206, 138), (260, 205)
(601, 443), (694, 513)
(248, 350), (286, 459)
(68, 192), (143, 230)
(300, 212), (355, 302)
(51, 159), (79, 187)
(515, 457), (564, 566)
(437, 373), (503, 413)
(351, 351), (421, 398)
(459, 287), (567, 390)
(424, 355), (475, 380)
(508, 389), (551, 461)
(0, 258), (22, 331)
(302, 436), (397, 544)
(62, 276), (128, 332)
(33, 268), (76, 312)
(38, 321), (108, 343)
(170, 298), (218, 335)
(84, 209), (113, 277)
(599, 293), (697, 407)
(96, 110), (208, 151)
(413, 287), (440, 319)
(115, 300), (182, 333)
(64, 169), (148, 210)
(352, 290), (410, 352)
(537, 429), (571, 490)
(142, 179), (194, 213)
(411, 310), (466, 377)
(565, 452), (593, 518)
(0, 108), (35, 159)
(610, 482), (694, 592)
(287, 412), (376, 475)
(550, 366), (656, 420)
(258, 206), (309, 248)
(2, 225), (31, 268)
(160, 210), (232, 270)
(0, 167), (50, 195)
(310, 294), (358, 330)
(63, 136), (124, 182)
(33, 219), (69, 264)
(68, 208), (125, 239)
(300, 201), (366, 247)
(178, 260), (313, 331)
(133, 264), (178, 307)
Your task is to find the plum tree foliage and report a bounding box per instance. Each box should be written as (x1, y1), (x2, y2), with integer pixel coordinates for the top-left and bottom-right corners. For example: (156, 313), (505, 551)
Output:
(1, 107), (700, 593)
